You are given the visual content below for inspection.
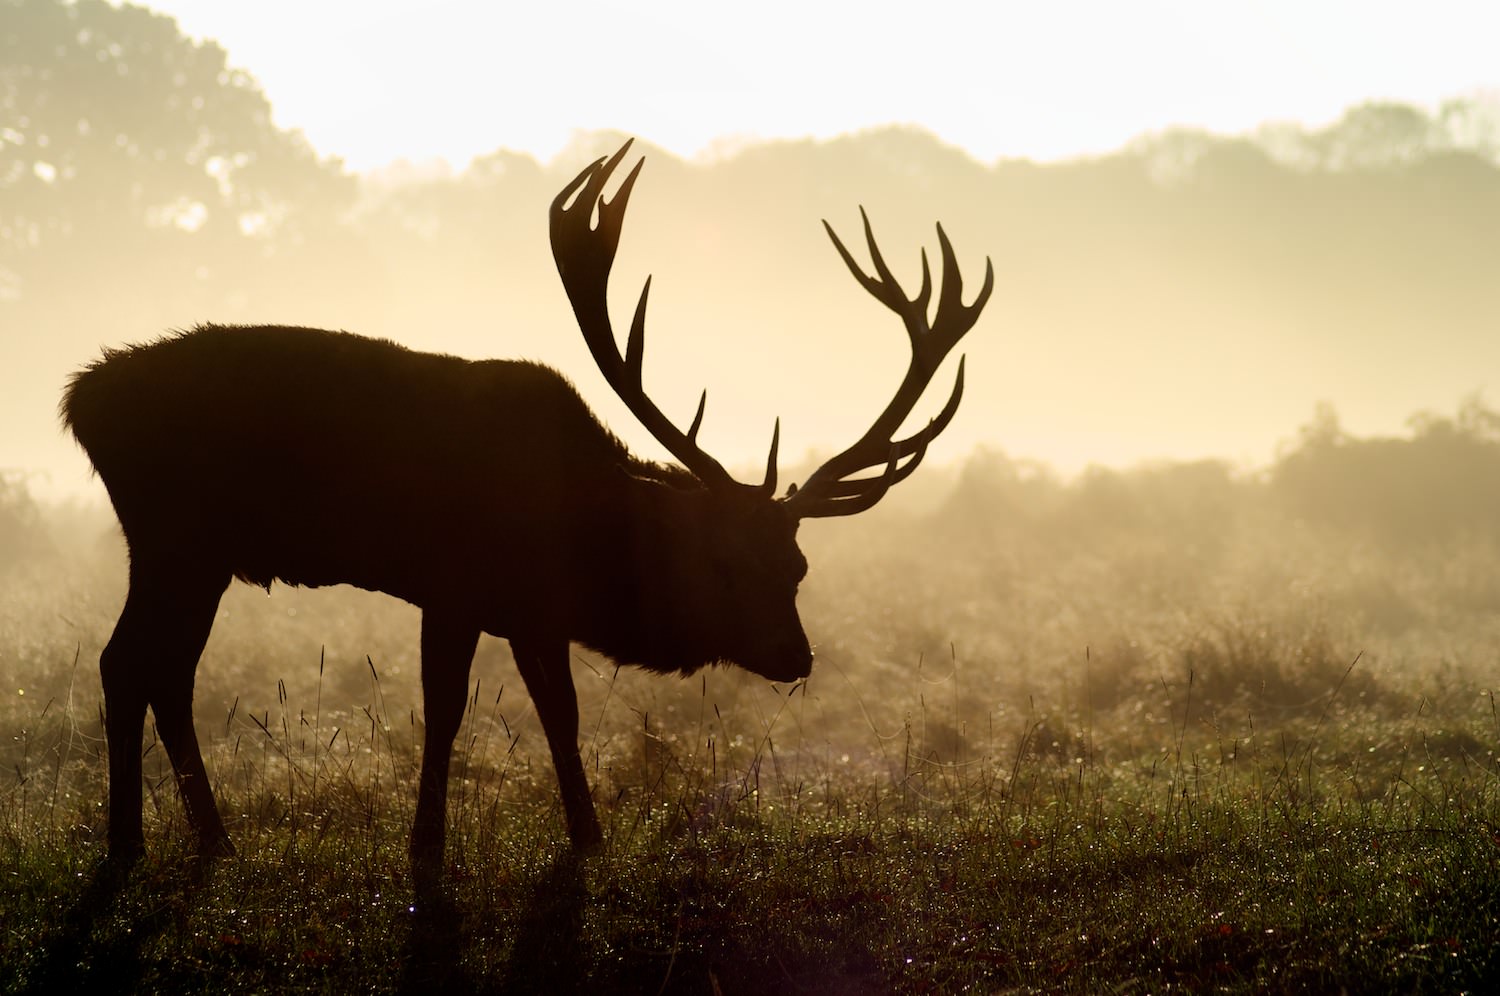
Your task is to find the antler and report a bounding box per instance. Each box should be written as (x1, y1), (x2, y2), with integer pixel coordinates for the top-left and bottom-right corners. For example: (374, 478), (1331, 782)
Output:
(783, 208), (993, 518)
(550, 140), (778, 495)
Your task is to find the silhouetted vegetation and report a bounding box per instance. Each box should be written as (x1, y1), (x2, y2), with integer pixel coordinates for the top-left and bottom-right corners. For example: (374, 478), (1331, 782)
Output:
(0, 472), (49, 567)
(1271, 395), (1500, 547)
(1, 0), (353, 291)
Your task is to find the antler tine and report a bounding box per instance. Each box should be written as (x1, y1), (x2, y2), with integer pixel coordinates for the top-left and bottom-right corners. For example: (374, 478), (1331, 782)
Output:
(897, 355), (964, 456)
(761, 418), (779, 496)
(784, 210), (989, 520)
(822, 218), (878, 299)
(863, 208), (937, 339)
(551, 141), (643, 281)
(623, 276), (651, 389)
(803, 358), (963, 503)
(799, 443), (911, 517)
(932, 222), (995, 350)
(823, 210), (935, 346)
(685, 389), (707, 443)
(552, 140), (750, 493)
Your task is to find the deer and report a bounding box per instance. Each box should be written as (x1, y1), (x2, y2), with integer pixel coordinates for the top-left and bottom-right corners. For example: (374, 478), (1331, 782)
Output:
(61, 139), (992, 877)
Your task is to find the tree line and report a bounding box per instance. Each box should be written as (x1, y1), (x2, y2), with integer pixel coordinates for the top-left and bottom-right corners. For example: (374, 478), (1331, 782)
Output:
(8, 395), (1500, 571)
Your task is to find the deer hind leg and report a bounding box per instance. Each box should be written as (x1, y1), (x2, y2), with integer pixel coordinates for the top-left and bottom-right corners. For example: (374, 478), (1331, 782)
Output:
(101, 566), (229, 860)
(410, 610), (480, 880)
(511, 637), (603, 851)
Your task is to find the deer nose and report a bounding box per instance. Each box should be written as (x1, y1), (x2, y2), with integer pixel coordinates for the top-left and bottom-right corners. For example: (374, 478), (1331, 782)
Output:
(749, 641), (811, 684)
(797, 647), (814, 678)
(780, 643), (813, 681)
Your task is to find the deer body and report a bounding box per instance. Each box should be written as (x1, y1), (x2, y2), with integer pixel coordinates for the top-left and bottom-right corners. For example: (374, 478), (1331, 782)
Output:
(65, 141), (990, 876)
(68, 327), (617, 602)
(65, 325), (781, 651)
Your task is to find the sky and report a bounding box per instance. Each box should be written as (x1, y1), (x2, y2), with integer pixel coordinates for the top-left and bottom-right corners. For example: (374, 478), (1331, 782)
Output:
(143, 0), (1500, 171)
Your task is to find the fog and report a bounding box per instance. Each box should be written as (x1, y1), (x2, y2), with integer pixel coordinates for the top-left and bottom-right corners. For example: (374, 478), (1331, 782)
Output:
(5, 1), (1500, 500)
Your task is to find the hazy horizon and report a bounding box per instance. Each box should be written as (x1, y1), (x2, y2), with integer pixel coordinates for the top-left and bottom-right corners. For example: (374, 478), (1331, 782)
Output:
(4, 0), (1500, 500)
(142, 0), (1500, 172)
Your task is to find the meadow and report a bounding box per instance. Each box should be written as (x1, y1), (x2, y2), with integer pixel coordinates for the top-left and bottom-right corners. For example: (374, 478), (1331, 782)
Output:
(1, 416), (1498, 994)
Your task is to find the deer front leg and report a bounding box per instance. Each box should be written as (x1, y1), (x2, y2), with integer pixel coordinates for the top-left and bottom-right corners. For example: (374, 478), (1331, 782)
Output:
(411, 610), (480, 881)
(510, 636), (602, 851)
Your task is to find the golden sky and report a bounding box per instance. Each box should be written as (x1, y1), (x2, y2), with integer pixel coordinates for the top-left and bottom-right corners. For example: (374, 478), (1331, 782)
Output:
(147, 0), (1498, 170)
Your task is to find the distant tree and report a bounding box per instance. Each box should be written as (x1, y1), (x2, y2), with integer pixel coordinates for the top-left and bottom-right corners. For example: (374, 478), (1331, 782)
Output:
(937, 448), (1060, 538)
(1293, 401), (1345, 451)
(1307, 102), (1440, 170)
(1139, 99), (1500, 179)
(1437, 94), (1500, 162)
(0, 473), (49, 568)
(1271, 398), (1500, 546)
(0, 0), (352, 304)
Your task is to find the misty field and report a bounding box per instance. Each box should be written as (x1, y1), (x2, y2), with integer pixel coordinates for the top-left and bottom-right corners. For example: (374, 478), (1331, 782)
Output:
(3, 409), (1499, 994)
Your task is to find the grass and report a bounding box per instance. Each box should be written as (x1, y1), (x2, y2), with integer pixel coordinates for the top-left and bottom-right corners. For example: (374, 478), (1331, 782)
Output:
(2, 493), (1499, 993)
(3, 633), (1497, 993)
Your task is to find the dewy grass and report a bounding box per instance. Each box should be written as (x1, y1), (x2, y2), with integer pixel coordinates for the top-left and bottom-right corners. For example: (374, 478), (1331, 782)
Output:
(3, 629), (1497, 994)
(4, 462), (1500, 992)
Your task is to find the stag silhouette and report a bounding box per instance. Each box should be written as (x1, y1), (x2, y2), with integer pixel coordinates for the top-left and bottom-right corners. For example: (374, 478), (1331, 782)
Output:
(62, 140), (992, 875)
